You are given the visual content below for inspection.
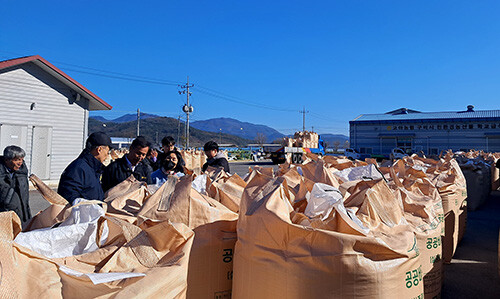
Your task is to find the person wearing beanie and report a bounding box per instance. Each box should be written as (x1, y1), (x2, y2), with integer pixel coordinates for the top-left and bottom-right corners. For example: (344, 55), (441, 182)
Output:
(58, 132), (112, 204)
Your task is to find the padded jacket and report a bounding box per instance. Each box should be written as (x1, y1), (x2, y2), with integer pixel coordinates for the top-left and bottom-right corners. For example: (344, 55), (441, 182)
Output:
(101, 156), (152, 192)
(58, 151), (105, 204)
(202, 152), (230, 173)
(0, 156), (31, 222)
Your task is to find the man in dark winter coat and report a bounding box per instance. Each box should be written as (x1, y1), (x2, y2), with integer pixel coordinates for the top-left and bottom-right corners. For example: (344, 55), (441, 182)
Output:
(0, 145), (31, 222)
(202, 141), (230, 173)
(101, 136), (153, 192)
(58, 132), (112, 204)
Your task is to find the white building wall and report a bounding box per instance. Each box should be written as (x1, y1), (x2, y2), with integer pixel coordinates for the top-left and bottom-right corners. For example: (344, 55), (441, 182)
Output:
(0, 62), (88, 180)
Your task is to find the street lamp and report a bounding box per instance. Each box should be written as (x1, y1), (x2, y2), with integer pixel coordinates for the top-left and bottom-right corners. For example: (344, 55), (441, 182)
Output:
(219, 128), (222, 145)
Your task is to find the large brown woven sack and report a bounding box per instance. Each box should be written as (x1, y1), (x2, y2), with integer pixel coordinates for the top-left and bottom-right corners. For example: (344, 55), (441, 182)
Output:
(300, 159), (340, 188)
(137, 175), (238, 299)
(389, 165), (444, 299)
(412, 156), (466, 263)
(181, 150), (193, 170)
(490, 156), (500, 190)
(0, 210), (193, 298)
(205, 168), (246, 213)
(104, 175), (150, 224)
(233, 172), (423, 299)
(26, 175), (70, 231)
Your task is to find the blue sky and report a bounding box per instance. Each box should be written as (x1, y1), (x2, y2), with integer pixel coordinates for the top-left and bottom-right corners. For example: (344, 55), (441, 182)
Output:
(2, 1), (500, 136)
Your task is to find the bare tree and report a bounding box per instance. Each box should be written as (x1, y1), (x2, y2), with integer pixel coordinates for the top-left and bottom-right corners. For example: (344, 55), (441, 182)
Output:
(343, 140), (350, 149)
(333, 141), (341, 151)
(255, 133), (267, 148)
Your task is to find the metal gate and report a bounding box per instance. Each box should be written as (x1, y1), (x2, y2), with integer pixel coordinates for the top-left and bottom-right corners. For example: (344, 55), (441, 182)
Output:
(30, 126), (52, 179)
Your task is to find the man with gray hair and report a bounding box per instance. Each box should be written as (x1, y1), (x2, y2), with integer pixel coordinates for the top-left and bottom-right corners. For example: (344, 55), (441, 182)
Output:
(0, 145), (31, 222)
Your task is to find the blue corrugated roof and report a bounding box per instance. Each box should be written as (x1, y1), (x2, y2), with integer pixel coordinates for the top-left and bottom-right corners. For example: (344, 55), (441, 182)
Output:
(351, 109), (500, 123)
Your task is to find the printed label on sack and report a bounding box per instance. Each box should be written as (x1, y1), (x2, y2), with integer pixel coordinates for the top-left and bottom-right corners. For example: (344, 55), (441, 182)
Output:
(426, 237), (441, 250)
(408, 236), (420, 257)
(222, 249), (233, 281)
(429, 254), (441, 264)
(405, 266), (423, 289)
(222, 248), (233, 263)
(411, 293), (424, 299)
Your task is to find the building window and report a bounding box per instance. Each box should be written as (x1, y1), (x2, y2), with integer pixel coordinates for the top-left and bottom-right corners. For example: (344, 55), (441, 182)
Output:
(462, 124), (468, 129)
(429, 148), (439, 155)
(410, 125), (414, 130)
(429, 125), (434, 129)
(485, 124), (490, 129)
(477, 124), (482, 129)
(437, 125), (442, 130)
(492, 124), (496, 129)
(469, 124), (474, 129)
(360, 147), (372, 154)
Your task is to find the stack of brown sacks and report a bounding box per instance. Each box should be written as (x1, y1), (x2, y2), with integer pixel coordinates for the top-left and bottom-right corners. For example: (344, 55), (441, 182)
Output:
(1, 176), (194, 298)
(282, 131), (320, 149)
(454, 150), (499, 210)
(10, 152), (471, 298)
(180, 149), (207, 174)
(378, 154), (467, 263)
(234, 160), (425, 299)
(6, 173), (243, 298)
(235, 154), (467, 298)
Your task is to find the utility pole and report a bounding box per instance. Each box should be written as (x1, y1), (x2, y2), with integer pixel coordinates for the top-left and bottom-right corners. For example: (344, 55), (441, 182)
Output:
(179, 77), (194, 148)
(219, 128), (222, 145)
(177, 115), (181, 147)
(299, 106), (309, 132)
(136, 108), (140, 136)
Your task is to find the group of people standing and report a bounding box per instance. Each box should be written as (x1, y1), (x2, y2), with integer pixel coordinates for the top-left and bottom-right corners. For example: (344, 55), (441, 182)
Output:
(0, 132), (230, 223)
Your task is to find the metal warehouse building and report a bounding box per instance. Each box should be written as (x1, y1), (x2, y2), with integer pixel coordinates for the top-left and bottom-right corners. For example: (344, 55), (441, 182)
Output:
(350, 106), (500, 156)
(0, 55), (112, 180)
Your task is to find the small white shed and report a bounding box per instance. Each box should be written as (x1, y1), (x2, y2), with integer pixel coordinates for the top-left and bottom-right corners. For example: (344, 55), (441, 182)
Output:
(0, 55), (112, 180)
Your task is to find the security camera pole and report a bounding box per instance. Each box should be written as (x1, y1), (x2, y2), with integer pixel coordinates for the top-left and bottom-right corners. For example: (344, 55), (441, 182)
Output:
(179, 77), (194, 149)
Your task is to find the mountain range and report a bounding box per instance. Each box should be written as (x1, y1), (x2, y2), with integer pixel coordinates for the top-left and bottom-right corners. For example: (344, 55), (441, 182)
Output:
(89, 116), (250, 147)
(191, 117), (284, 142)
(89, 114), (349, 147)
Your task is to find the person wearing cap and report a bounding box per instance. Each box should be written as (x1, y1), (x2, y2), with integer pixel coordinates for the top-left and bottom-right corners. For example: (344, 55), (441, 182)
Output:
(101, 136), (153, 192)
(202, 141), (230, 173)
(58, 132), (112, 204)
(0, 145), (31, 223)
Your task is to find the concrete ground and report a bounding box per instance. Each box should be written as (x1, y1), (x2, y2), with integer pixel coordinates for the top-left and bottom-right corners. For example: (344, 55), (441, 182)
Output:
(27, 160), (500, 298)
(441, 191), (500, 298)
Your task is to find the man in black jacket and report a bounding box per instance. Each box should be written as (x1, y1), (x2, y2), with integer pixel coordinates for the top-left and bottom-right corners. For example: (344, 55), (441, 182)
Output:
(0, 145), (31, 223)
(58, 132), (112, 204)
(101, 136), (152, 192)
(202, 141), (230, 173)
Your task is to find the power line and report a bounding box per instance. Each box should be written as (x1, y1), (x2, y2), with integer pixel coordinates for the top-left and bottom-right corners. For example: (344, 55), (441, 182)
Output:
(59, 67), (180, 86)
(194, 87), (296, 112)
(1, 52), (343, 122)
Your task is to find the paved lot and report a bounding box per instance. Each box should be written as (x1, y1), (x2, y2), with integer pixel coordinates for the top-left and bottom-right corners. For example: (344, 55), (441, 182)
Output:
(27, 160), (500, 298)
(441, 192), (500, 298)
